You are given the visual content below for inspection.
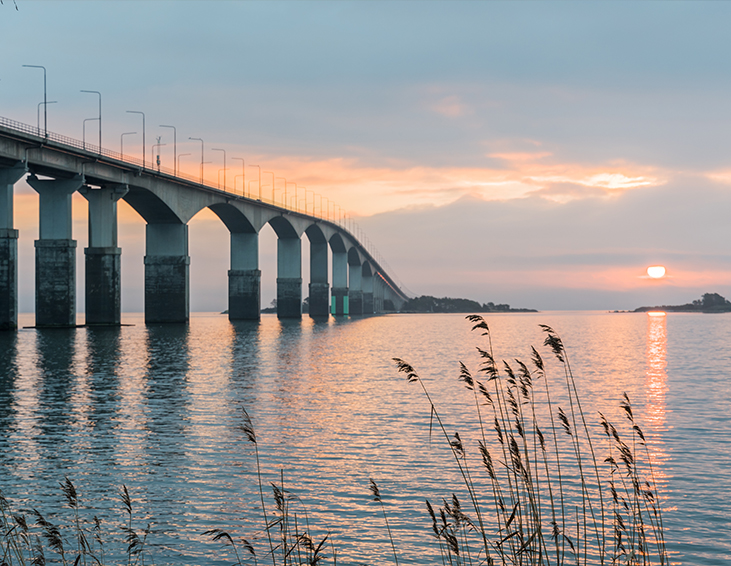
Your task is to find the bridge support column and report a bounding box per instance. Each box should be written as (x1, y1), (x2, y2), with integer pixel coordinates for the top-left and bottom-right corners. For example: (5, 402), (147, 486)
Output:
(331, 250), (348, 315)
(80, 184), (128, 326)
(0, 163), (26, 330)
(362, 270), (374, 315)
(229, 232), (260, 320)
(348, 263), (363, 315)
(144, 223), (189, 323)
(374, 275), (384, 313)
(309, 240), (329, 318)
(277, 237), (301, 319)
(27, 174), (84, 327)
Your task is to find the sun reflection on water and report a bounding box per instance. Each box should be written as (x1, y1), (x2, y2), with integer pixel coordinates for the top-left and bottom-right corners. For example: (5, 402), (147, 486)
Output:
(645, 311), (669, 479)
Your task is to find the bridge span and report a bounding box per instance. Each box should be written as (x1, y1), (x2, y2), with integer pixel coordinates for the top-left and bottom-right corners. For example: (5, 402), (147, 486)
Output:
(0, 116), (408, 330)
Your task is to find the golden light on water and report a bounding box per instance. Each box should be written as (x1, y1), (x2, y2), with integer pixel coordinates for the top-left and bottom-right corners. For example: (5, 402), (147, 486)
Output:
(647, 265), (666, 279)
(645, 309), (669, 478)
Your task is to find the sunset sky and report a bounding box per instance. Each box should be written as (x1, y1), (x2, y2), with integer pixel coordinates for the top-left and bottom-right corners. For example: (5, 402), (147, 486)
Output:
(3, 0), (731, 311)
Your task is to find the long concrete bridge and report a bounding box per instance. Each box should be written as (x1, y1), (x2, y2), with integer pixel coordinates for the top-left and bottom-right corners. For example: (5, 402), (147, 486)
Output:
(0, 116), (408, 330)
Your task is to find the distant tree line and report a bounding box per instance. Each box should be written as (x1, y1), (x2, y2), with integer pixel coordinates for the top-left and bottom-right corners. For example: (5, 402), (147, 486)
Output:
(400, 295), (537, 313)
(633, 292), (731, 313)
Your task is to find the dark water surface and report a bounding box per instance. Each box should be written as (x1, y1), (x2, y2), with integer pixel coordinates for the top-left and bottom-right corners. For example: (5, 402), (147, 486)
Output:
(1, 311), (729, 565)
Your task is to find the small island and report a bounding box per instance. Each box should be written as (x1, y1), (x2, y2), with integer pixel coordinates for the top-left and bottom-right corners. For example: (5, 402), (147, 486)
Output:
(400, 295), (537, 313)
(632, 292), (731, 313)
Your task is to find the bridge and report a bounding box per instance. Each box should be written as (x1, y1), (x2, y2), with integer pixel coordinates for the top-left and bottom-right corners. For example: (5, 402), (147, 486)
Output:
(0, 116), (409, 330)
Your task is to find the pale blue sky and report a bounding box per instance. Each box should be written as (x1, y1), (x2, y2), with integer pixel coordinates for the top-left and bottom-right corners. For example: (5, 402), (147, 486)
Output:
(3, 1), (731, 310)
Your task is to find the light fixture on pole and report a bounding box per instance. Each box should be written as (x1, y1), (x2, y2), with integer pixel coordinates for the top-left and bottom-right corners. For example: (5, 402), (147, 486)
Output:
(151, 138), (166, 172)
(232, 157), (244, 196)
(212, 148), (226, 190)
(189, 137), (204, 183)
(23, 65), (47, 137)
(120, 131), (136, 158)
(264, 171), (275, 202)
(126, 111), (146, 168)
(276, 177), (287, 208)
(37, 101), (56, 131)
(177, 152), (191, 174)
(81, 90), (101, 151)
(159, 125), (177, 175)
(250, 165), (261, 200)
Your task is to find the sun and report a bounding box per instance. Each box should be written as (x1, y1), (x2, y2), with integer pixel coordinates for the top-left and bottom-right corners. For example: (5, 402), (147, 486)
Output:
(647, 265), (666, 279)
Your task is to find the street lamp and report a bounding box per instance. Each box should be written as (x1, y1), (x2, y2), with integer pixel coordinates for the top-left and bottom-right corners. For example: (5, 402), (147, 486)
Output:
(151, 138), (166, 172)
(177, 152), (191, 174)
(250, 165), (261, 200)
(120, 131), (136, 158)
(82, 118), (96, 150)
(264, 171), (275, 202)
(212, 148), (226, 189)
(189, 137), (204, 183)
(276, 177), (287, 208)
(126, 111), (145, 168)
(37, 101), (56, 130)
(81, 90), (101, 150)
(232, 157), (244, 196)
(23, 65), (47, 136)
(159, 125), (177, 175)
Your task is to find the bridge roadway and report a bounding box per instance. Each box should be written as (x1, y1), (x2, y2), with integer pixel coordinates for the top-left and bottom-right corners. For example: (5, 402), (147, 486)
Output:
(0, 116), (408, 329)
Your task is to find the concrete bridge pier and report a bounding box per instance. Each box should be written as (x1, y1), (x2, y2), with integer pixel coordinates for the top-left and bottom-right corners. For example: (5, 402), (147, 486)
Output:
(145, 223), (189, 323)
(0, 163), (27, 330)
(27, 174), (85, 327)
(362, 266), (374, 315)
(308, 239), (329, 318)
(229, 232), (260, 320)
(80, 184), (128, 326)
(348, 261), (363, 315)
(374, 275), (384, 313)
(331, 250), (348, 315)
(277, 236), (302, 319)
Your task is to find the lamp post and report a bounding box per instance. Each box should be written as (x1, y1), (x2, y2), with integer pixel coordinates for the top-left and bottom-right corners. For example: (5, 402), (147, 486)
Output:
(276, 177), (287, 208)
(81, 90), (101, 150)
(23, 64), (47, 136)
(151, 138), (166, 172)
(212, 148), (226, 190)
(159, 125), (177, 175)
(82, 118), (96, 150)
(120, 131), (136, 158)
(37, 101), (56, 131)
(189, 137), (204, 183)
(323, 196), (329, 221)
(232, 157), (244, 196)
(264, 171), (275, 202)
(177, 152), (191, 174)
(250, 165), (261, 199)
(126, 111), (145, 168)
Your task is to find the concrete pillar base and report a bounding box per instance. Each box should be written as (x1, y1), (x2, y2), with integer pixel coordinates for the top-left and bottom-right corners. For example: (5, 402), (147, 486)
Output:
(349, 289), (364, 315)
(331, 286), (349, 316)
(308, 281), (330, 318)
(0, 229), (19, 330)
(277, 277), (302, 319)
(35, 239), (76, 327)
(144, 255), (190, 323)
(85, 247), (122, 326)
(363, 292), (374, 315)
(229, 269), (261, 320)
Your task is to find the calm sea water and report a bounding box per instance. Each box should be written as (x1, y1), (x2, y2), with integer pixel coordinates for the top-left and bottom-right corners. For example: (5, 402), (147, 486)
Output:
(0, 311), (729, 565)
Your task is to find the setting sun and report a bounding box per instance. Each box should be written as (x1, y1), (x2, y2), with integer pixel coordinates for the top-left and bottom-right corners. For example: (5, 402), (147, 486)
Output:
(647, 265), (666, 279)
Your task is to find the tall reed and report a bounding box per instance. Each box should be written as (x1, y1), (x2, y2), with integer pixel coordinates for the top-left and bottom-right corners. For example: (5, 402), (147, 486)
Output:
(0, 317), (667, 565)
(394, 316), (667, 566)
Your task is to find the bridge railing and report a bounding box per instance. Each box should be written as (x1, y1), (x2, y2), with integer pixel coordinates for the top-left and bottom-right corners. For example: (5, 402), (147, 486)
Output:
(0, 115), (411, 298)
